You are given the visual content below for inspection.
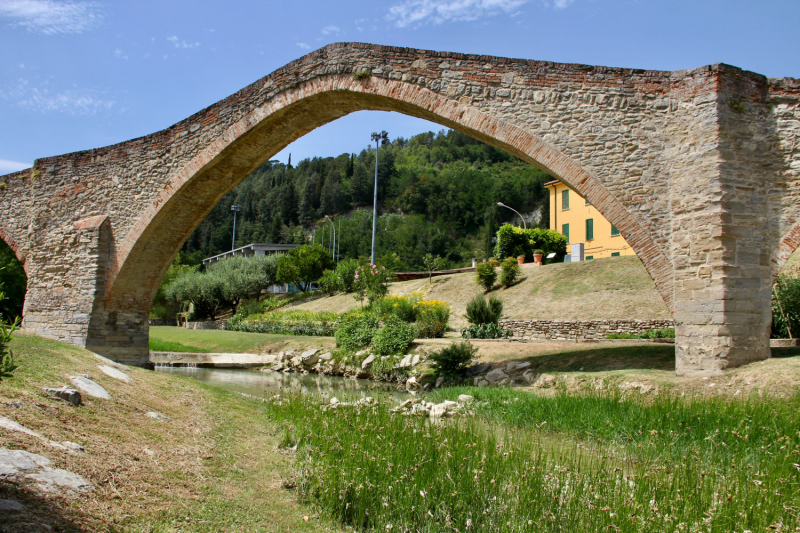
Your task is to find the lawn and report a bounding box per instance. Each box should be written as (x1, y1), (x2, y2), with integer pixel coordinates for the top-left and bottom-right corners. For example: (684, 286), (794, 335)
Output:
(149, 325), (335, 353)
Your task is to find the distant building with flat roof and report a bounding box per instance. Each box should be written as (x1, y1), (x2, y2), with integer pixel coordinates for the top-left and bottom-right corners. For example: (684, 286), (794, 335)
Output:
(201, 243), (299, 268)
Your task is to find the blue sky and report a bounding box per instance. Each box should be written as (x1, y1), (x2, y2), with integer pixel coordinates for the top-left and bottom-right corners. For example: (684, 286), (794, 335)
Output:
(1, 0), (799, 173)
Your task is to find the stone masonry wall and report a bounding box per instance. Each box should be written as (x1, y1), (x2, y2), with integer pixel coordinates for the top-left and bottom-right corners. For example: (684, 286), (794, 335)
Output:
(499, 319), (675, 341)
(0, 42), (798, 373)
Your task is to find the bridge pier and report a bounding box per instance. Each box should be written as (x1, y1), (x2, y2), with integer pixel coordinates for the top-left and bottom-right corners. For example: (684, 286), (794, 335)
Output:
(20, 214), (151, 367)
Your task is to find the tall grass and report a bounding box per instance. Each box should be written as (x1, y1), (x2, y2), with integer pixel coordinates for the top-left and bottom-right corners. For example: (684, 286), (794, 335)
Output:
(265, 390), (800, 532)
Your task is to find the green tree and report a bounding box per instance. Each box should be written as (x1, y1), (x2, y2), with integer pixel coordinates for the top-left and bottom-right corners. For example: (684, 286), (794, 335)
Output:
(422, 253), (446, 284)
(276, 244), (335, 292)
(0, 240), (26, 321)
(208, 255), (280, 313)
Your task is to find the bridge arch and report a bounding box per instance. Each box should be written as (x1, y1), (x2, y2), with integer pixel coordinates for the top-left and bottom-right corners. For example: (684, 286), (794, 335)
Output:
(0, 227), (26, 271)
(106, 75), (674, 317)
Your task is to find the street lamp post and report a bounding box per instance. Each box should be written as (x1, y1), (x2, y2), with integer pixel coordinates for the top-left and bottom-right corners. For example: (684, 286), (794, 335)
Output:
(324, 215), (336, 261)
(496, 202), (527, 230)
(370, 130), (388, 265)
(231, 205), (242, 251)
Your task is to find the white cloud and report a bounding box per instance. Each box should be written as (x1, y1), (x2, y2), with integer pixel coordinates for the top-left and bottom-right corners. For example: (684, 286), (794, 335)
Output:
(0, 159), (31, 173)
(388, 0), (538, 27)
(296, 42), (310, 49)
(0, 0), (101, 34)
(167, 35), (200, 49)
(552, 0), (573, 7)
(114, 47), (127, 59)
(321, 25), (340, 34)
(0, 79), (115, 115)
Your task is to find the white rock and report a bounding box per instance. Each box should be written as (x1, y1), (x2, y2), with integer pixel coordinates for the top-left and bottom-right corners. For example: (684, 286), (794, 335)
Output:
(318, 352), (333, 361)
(405, 376), (420, 392)
(485, 368), (509, 385)
(0, 417), (69, 451)
(27, 468), (93, 493)
(330, 397), (339, 405)
(361, 354), (376, 370)
(515, 362), (531, 371)
(70, 376), (109, 399)
(411, 353), (421, 366)
(44, 387), (82, 406)
(145, 412), (171, 422)
(301, 349), (320, 366)
(429, 403), (448, 418)
(457, 394), (474, 403)
(98, 364), (130, 382)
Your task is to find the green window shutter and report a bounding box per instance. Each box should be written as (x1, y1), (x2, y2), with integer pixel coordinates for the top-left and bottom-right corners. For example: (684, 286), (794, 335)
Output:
(586, 256), (594, 260)
(611, 252), (620, 257)
(586, 218), (594, 240)
(562, 223), (570, 243)
(562, 189), (569, 210)
(611, 224), (620, 236)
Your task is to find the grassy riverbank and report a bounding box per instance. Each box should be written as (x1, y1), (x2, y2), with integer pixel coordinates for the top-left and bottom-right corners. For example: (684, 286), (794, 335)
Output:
(266, 388), (800, 532)
(0, 332), (339, 532)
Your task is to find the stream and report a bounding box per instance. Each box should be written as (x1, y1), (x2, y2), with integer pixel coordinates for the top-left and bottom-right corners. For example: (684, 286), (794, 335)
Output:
(155, 366), (409, 400)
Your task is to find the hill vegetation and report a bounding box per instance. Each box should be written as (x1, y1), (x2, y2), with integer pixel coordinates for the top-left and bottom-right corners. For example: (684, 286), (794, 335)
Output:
(179, 129), (552, 271)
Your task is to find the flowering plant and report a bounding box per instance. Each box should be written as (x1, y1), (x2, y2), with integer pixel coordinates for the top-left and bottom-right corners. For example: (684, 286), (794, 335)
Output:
(353, 263), (391, 306)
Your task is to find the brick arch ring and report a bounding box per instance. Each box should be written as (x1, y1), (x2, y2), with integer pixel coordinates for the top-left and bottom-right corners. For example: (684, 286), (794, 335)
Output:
(0, 227), (27, 272)
(105, 75), (676, 315)
(772, 223), (800, 281)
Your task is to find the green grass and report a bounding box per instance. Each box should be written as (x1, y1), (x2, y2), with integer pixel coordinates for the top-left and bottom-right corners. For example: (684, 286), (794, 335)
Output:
(265, 388), (800, 532)
(148, 338), (212, 352)
(149, 325), (329, 353)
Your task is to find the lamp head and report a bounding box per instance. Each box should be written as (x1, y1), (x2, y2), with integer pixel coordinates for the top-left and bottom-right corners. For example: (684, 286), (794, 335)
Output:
(496, 202), (505, 207)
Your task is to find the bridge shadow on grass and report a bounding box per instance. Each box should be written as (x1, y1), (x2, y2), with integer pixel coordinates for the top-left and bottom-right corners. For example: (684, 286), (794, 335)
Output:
(0, 481), (89, 533)
(519, 343), (677, 373)
(770, 346), (800, 359)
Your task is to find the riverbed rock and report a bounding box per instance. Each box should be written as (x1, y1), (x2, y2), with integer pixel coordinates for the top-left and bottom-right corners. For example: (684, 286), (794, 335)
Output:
(0, 448), (92, 494)
(435, 376), (445, 388)
(405, 376), (420, 392)
(474, 377), (489, 387)
(43, 387), (82, 406)
(70, 375), (109, 399)
(485, 368), (509, 385)
(361, 354), (376, 370)
(98, 364), (131, 382)
(458, 394), (474, 403)
(531, 373), (557, 389)
(506, 361), (531, 373)
(395, 354), (414, 369)
(301, 349), (320, 366)
(411, 353), (421, 366)
(0, 499), (25, 511)
(468, 363), (490, 376)
(318, 352), (333, 362)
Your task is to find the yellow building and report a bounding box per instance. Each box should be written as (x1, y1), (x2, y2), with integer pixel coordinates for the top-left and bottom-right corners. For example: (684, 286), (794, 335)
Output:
(545, 180), (635, 260)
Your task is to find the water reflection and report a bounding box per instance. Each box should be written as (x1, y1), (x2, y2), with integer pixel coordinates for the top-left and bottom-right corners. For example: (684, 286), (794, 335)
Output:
(156, 366), (408, 401)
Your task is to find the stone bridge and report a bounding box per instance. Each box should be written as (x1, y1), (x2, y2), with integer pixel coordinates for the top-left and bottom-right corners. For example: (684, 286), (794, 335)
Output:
(1, 42), (800, 375)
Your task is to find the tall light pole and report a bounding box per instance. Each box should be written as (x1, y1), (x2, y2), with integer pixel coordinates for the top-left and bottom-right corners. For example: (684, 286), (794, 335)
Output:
(337, 218), (341, 263)
(231, 205), (242, 251)
(324, 215), (336, 261)
(370, 130), (388, 265)
(497, 202), (527, 230)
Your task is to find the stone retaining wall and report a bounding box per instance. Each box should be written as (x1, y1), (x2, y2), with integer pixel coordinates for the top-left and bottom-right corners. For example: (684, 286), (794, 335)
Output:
(498, 319), (675, 341)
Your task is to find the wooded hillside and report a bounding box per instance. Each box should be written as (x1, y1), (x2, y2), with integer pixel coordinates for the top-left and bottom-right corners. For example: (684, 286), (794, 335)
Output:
(180, 130), (552, 271)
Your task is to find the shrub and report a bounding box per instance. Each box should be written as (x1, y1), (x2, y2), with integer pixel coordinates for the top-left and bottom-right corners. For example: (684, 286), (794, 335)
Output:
(500, 257), (521, 287)
(0, 284), (18, 381)
(227, 310), (339, 336)
(318, 270), (339, 296)
(371, 293), (421, 323)
(429, 341), (478, 378)
(494, 224), (567, 263)
(370, 317), (416, 356)
(461, 323), (510, 339)
(335, 311), (379, 351)
(368, 355), (410, 382)
(465, 294), (503, 325)
(475, 262), (497, 291)
(414, 299), (450, 339)
(353, 263), (391, 305)
(606, 328), (675, 340)
(335, 259), (360, 293)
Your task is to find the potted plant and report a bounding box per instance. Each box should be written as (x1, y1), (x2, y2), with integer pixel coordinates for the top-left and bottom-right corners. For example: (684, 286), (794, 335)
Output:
(517, 255), (525, 265)
(532, 249), (544, 265)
